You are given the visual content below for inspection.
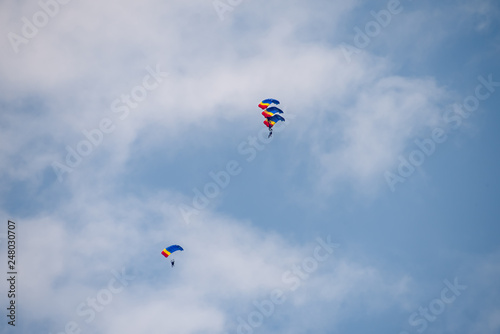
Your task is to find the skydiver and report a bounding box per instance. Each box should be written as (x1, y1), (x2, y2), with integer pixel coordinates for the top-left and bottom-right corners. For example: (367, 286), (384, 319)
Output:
(268, 127), (273, 138)
(171, 259), (175, 267)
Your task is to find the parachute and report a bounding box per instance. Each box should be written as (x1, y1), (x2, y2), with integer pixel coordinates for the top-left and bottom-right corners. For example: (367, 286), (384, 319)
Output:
(258, 99), (285, 137)
(262, 106), (284, 118)
(161, 245), (184, 258)
(258, 98), (280, 110)
(264, 114), (285, 128)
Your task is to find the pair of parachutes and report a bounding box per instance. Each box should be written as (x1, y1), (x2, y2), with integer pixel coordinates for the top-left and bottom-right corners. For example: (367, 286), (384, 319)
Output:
(258, 98), (285, 137)
(162, 99), (285, 266)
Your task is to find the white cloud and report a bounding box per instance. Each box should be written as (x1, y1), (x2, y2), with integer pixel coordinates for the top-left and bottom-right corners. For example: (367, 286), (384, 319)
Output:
(312, 74), (449, 193)
(7, 189), (414, 333)
(0, 0), (456, 196)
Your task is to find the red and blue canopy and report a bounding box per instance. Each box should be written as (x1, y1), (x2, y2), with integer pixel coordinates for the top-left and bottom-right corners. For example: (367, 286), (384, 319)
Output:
(258, 98), (280, 110)
(264, 114), (285, 128)
(161, 245), (184, 258)
(262, 106), (284, 118)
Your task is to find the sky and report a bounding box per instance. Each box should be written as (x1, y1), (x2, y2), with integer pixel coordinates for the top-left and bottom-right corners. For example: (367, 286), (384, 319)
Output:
(0, 0), (499, 333)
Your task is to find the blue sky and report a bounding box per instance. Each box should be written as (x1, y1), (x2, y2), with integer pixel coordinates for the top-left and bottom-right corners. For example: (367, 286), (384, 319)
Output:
(1, 0), (499, 333)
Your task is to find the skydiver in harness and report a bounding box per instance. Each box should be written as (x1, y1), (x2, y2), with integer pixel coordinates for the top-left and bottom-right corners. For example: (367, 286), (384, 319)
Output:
(170, 259), (175, 267)
(267, 120), (273, 138)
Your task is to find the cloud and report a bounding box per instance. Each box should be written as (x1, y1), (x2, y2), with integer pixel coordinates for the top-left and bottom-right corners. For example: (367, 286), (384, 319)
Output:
(0, 0), (456, 197)
(5, 188), (414, 333)
(312, 74), (449, 193)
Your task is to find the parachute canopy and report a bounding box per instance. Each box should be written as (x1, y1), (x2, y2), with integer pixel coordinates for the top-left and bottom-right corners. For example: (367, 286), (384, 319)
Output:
(262, 106), (284, 118)
(264, 114), (285, 128)
(258, 98), (280, 110)
(161, 245), (184, 258)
